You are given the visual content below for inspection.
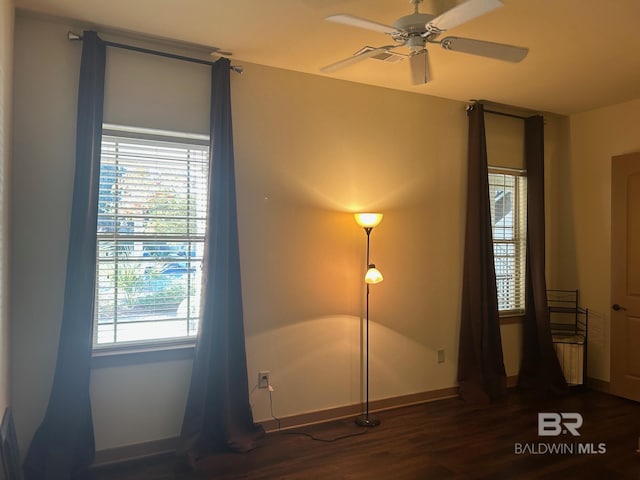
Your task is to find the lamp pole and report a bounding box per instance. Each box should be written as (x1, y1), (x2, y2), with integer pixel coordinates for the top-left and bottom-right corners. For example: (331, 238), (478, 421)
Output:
(356, 226), (380, 427)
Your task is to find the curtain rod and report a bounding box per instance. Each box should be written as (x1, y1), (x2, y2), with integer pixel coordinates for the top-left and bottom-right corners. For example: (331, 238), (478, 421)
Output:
(467, 99), (544, 120)
(483, 109), (528, 120)
(67, 31), (243, 74)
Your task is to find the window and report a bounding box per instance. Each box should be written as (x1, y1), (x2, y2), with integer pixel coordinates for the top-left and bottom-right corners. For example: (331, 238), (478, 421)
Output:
(488, 168), (527, 314)
(94, 125), (209, 348)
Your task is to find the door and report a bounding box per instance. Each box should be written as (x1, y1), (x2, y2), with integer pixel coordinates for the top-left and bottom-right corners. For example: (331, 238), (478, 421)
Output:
(610, 152), (640, 401)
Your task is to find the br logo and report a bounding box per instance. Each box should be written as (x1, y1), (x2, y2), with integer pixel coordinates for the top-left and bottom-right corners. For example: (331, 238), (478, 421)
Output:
(538, 412), (583, 436)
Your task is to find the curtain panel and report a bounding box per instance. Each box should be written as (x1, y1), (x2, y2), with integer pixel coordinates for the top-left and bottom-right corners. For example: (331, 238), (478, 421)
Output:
(180, 58), (264, 465)
(23, 30), (105, 479)
(518, 116), (567, 393)
(457, 104), (507, 403)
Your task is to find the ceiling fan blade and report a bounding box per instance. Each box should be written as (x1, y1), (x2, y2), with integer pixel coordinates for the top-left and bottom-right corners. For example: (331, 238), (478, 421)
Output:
(409, 50), (431, 85)
(441, 36), (528, 62)
(326, 14), (399, 35)
(427, 0), (503, 33)
(321, 47), (393, 73)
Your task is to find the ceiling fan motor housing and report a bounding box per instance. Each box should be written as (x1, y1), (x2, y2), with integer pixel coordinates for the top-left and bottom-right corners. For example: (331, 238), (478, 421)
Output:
(393, 12), (434, 35)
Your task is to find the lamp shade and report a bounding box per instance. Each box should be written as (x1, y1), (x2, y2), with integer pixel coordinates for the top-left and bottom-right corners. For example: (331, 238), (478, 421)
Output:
(365, 264), (384, 284)
(354, 213), (383, 228)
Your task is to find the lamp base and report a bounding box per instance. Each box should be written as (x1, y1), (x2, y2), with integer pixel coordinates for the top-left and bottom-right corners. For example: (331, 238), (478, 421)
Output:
(355, 414), (381, 427)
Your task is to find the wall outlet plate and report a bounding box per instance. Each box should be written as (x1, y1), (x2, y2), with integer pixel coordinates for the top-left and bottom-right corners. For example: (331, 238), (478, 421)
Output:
(258, 371), (270, 389)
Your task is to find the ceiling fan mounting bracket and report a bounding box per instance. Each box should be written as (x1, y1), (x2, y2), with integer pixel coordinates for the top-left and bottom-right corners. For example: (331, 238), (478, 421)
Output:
(426, 25), (444, 36)
(440, 38), (453, 49)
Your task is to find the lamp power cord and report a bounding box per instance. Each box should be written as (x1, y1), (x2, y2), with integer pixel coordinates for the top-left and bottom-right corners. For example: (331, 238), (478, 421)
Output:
(267, 383), (368, 443)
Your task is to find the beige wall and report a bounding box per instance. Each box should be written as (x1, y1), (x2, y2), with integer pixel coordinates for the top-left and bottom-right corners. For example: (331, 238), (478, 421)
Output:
(11, 14), (544, 455)
(0, 0), (14, 413)
(565, 99), (640, 381)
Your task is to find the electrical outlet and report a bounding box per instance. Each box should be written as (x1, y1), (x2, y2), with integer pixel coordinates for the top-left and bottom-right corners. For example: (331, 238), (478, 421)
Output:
(437, 349), (445, 364)
(258, 371), (270, 389)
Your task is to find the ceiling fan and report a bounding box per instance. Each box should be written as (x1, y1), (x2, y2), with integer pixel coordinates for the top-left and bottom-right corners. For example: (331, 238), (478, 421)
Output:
(321, 0), (528, 85)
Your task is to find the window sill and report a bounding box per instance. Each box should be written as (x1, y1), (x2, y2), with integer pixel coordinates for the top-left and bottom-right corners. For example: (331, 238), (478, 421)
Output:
(499, 313), (524, 325)
(91, 340), (196, 368)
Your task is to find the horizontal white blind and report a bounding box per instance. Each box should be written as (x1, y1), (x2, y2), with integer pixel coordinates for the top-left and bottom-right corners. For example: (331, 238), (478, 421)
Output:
(94, 129), (209, 347)
(489, 169), (527, 313)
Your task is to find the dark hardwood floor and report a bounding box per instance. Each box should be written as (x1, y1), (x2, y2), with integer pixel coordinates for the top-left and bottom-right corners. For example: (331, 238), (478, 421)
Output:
(90, 388), (640, 479)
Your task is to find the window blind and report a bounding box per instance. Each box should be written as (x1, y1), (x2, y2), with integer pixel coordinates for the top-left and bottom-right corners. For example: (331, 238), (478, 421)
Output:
(489, 168), (527, 313)
(94, 127), (209, 347)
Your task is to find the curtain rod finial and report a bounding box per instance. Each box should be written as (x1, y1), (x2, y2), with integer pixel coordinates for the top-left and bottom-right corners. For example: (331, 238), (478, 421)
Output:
(230, 65), (243, 74)
(68, 31), (82, 41)
(466, 99), (481, 112)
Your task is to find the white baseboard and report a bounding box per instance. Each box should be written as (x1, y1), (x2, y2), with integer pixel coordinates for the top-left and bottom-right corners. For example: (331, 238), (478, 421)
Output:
(585, 376), (610, 393)
(93, 436), (179, 467)
(92, 377), (530, 467)
(93, 385), (460, 466)
(259, 385), (460, 433)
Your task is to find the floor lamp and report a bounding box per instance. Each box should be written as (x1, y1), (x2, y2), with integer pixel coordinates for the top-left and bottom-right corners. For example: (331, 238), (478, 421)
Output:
(354, 213), (384, 427)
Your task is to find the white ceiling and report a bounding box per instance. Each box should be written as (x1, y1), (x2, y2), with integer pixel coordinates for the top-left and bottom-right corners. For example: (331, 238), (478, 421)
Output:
(15, 0), (640, 115)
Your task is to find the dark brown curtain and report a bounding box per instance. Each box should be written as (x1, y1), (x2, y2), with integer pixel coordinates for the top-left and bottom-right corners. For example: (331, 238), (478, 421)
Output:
(457, 104), (507, 403)
(518, 116), (567, 393)
(23, 30), (105, 479)
(180, 58), (264, 464)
